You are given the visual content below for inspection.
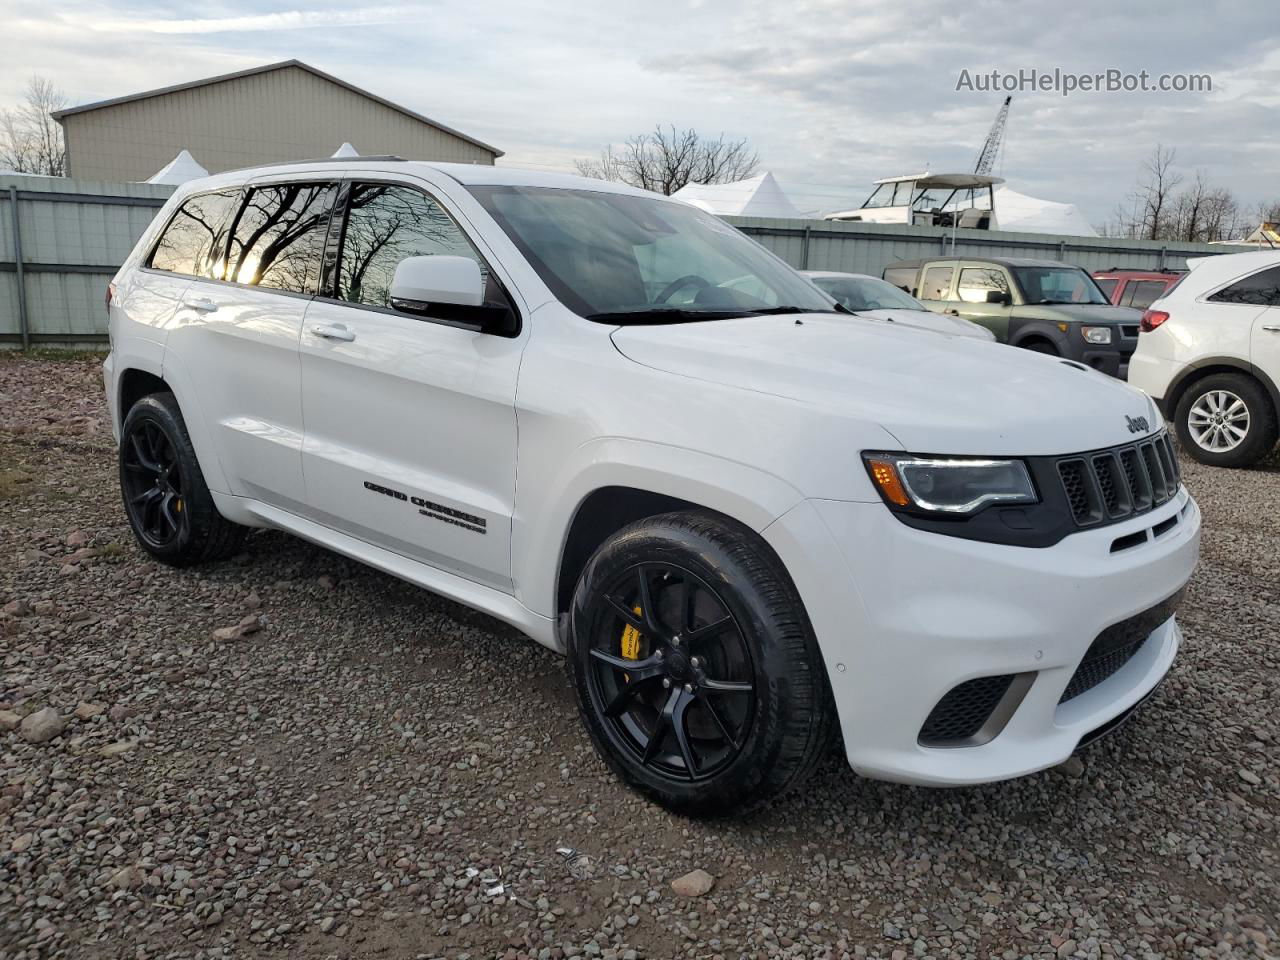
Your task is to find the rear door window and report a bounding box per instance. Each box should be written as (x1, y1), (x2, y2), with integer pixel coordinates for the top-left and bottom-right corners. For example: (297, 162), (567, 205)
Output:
(1124, 280), (1171, 309)
(919, 266), (954, 301)
(148, 190), (240, 277)
(226, 182), (337, 293)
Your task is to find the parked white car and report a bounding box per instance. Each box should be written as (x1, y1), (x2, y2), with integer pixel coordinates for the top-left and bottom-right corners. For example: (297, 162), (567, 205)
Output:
(1129, 250), (1280, 467)
(802, 270), (997, 340)
(105, 159), (1200, 815)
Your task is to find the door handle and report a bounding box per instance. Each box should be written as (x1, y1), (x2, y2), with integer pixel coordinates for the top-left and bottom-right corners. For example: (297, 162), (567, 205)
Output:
(1263, 324), (1280, 333)
(310, 323), (356, 342)
(188, 298), (219, 314)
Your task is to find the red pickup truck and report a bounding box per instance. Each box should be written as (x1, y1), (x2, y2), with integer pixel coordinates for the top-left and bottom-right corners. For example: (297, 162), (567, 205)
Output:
(1091, 269), (1184, 310)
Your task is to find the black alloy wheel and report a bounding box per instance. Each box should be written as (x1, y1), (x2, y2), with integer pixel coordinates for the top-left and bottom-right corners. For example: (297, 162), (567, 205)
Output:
(121, 418), (188, 549)
(118, 392), (246, 566)
(568, 511), (835, 817)
(585, 561), (756, 782)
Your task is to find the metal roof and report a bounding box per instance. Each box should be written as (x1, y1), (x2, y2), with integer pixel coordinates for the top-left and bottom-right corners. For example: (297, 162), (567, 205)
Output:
(50, 59), (503, 158)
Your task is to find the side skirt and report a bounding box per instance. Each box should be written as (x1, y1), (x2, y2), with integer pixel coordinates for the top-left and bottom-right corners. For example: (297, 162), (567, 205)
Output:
(211, 492), (562, 653)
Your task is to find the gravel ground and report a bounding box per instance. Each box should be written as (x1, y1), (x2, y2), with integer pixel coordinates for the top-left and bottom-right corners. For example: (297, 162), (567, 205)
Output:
(1, 351), (1277, 960)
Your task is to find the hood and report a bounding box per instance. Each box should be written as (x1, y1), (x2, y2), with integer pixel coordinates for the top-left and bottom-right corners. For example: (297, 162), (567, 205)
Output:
(856, 308), (995, 341)
(610, 314), (1159, 456)
(1019, 303), (1143, 323)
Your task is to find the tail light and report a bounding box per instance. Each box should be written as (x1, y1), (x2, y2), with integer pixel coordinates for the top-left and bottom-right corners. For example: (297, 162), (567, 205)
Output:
(1140, 309), (1169, 333)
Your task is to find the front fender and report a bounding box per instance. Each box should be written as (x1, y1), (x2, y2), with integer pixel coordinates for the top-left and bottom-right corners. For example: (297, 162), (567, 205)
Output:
(512, 437), (806, 619)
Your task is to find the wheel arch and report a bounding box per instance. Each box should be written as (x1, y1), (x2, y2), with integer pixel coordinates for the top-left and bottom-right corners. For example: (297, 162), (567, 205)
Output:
(1008, 319), (1069, 353)
(519, 439), (806, 624)
(1164, 357), (1280, 420)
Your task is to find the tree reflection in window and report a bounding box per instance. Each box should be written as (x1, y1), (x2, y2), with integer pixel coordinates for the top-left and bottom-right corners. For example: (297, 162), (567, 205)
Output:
(227, 183), (336, 293)
(1209, 266), (1280, 307)
(338, 184), (488, 308)
(150, 190), (239, 277)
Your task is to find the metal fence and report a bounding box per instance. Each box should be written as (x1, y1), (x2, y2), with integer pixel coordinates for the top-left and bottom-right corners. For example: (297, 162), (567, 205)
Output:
(1, 174), (174, 347)
(722, 215), (1255, 277)
(0, 175), (1259, 348)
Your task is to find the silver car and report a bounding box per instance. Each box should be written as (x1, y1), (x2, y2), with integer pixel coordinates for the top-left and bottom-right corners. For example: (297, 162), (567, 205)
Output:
(803, 270), (997, 341)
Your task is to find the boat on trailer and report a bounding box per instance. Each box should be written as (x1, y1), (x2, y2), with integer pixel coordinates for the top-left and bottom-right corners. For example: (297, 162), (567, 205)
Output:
(826, 172), (1004, 230)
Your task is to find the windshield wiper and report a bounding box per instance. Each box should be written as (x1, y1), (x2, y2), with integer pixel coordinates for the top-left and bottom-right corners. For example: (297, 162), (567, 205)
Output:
(585, 308), (748, 325)
(1032, 298), (1094, 305)
(745, 305), (842, 316)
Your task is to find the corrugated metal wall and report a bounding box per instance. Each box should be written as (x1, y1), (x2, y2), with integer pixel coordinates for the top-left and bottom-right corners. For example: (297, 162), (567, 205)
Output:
(63, 65), (498, 182)
(0, 176), (1260, 348)
(1, 174), (174, 345)
(723, 215), (1255, 275)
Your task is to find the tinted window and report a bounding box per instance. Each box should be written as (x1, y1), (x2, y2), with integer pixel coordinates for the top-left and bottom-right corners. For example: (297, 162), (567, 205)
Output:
(1094, 277), (1118, 299)
(1011, 267), (1109, 305)
(337, 184), (491, 308)
(149, 190), (239, 277)
(226, 183), (336, 292)
(919, 266), (954, 301)
(1125, 280), (1170, 310)
(467, 185), (835, 320)
(957, 267), (1010, 303)
(1208, 266), (1280, 306)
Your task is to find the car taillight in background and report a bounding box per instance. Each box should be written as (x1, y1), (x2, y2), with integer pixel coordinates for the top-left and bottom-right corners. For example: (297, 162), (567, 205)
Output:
(1140, 309), (1169, 333)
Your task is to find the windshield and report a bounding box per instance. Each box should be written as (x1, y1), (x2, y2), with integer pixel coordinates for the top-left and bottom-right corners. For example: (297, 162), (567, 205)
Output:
(468, 185), (837, 322)
(812, 275), (927, 312)
(1012, 266), (1110, 305)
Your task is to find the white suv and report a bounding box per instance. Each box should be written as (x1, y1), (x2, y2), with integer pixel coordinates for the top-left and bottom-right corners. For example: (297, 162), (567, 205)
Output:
(1129, 250), (1280, 468)
(105, 159), (1200, 815)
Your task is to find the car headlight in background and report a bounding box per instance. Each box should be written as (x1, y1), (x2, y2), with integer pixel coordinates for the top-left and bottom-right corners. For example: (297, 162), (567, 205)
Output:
(863, 453), (1038, 515)
(1081, 326), (1112, 344)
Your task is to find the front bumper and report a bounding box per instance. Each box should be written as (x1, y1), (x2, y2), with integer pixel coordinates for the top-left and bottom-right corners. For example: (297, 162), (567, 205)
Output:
(763, 489), (1200, 786)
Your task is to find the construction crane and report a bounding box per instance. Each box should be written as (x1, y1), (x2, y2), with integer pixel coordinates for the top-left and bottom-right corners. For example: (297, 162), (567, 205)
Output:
(973, 96), (1011, 176)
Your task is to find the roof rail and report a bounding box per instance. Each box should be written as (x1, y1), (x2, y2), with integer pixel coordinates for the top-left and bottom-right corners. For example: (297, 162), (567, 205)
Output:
(223, 155), (409, 174)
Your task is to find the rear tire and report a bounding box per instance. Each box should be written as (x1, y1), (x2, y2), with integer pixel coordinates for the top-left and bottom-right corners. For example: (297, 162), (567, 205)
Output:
(567, 511), (835, 817)
(1174, 373), (1277, 468)
(119, 393), (246, 566)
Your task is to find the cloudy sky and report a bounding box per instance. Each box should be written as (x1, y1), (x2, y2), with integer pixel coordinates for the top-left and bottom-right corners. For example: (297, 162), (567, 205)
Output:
(3, 0), (1278, 224)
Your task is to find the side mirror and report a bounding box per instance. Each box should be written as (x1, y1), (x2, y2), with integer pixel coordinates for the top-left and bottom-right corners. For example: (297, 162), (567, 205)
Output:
(986, 289), (1011, 305)
(390, 255), (484, 310)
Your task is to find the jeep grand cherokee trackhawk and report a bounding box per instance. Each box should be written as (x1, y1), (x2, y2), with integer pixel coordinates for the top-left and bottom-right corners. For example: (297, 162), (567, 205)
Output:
(104, 159), (1201, 816)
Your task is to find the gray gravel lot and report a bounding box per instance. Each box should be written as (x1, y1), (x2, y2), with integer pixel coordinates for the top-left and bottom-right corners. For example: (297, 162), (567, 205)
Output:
(1, 352), (1277, 960)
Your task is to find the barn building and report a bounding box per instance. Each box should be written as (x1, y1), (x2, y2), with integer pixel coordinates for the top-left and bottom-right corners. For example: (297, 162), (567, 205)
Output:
(51, 60), (502, 181)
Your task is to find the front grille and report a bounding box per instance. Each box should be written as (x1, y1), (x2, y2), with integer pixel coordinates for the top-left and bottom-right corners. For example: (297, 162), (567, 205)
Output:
(920, 674), (1015, 745)
(1056, 432), (1180, 527)
(1060, 587), (1185, 704)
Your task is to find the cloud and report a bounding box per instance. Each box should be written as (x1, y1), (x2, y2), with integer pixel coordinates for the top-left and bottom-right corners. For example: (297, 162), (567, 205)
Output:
(70, 5), (421, 34)
(2, 0), (1276, 223)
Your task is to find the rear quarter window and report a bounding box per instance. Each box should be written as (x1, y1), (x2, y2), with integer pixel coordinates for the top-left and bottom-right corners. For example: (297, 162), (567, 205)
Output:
(148, 190), (240, 277)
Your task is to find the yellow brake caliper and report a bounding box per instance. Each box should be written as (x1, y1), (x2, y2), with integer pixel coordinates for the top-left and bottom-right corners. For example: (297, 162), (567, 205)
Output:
(621, 606), (643, 681)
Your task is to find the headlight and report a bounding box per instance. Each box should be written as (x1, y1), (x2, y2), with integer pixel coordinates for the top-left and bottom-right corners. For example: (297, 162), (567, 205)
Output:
(1082, 325), (1112, 344)
(863, 453), (1038, 515)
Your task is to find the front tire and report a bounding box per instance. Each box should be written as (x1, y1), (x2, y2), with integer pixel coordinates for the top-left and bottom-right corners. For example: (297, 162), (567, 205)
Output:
(119, 393), (246, 565)
(1174, 373), (1277, 468)
(568, 511), (834, 817)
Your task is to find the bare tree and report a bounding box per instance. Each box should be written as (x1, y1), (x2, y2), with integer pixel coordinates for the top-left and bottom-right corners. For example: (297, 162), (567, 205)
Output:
(1127, 144), (1182, 241)
(575, 126), (760, 195)
(0, 76), (68, 176)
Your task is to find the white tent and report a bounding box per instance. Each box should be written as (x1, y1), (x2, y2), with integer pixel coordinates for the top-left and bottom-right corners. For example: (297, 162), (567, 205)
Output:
(994, 187), (1096, 237)
(672, 172), (806, 219)
(146, 149), (208, 185)
(332, 142), (359, 158)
